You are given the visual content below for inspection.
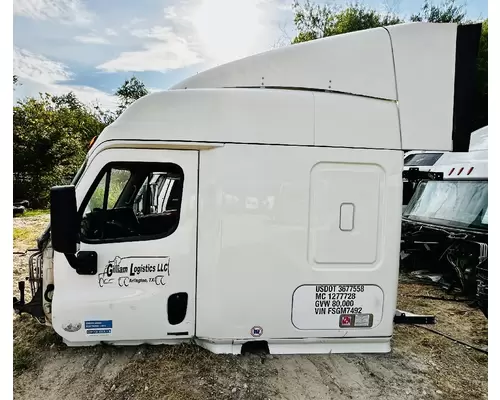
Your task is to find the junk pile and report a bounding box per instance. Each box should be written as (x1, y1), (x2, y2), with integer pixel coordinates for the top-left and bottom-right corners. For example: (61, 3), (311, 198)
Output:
(13, 200), (29, 216)
(401, 220), (488, 318)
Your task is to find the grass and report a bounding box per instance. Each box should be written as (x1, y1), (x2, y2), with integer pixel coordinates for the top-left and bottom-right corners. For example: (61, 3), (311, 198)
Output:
(17, 209), (49, 218)
(13, 210), (49, 247)
(13, 215), (59, 375)
(13, 345), (32, 373)
(13, 227), (39, 245)
(13, 315), (61, 374)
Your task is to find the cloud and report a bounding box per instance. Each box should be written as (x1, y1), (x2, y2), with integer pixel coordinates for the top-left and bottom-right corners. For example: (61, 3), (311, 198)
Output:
(97, 0), (291, 73)
(130, 17), (146, 24)
(186, 0), (278, 65)
(74, 35), (110, 44)
(13, 47), (117, 110)
(14, 0), (93, 24)
(122, 17), (146, 30)
(105, 28), (118, 36)
(275, 2), (292, 11)
(163, 6), (177, 20)
(14, 47), (71, 83)
(14, 79), (118, 110)
(97, 26), (203, 72)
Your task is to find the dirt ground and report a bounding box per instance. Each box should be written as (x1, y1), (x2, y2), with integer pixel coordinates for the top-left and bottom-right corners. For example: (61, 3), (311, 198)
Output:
(13, 215), (488, 400)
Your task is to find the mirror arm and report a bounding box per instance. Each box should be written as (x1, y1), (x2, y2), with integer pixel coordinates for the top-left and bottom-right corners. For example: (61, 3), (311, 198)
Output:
(64, 252), (97, 276)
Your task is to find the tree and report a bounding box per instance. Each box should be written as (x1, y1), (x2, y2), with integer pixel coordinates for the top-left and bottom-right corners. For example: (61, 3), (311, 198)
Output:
(473, 20), (488, 130)
(12, 76), (151, 207)
(115, 76), (149, 116)
(92, 101), (118, 127)
(292, 1), (402, 43)
(13, 93), (106, 207)
(13, 75), (21, 89)
(410, 0), (466, 23)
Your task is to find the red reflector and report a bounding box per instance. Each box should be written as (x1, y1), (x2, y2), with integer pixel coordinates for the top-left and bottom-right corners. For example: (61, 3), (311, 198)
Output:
(449, 168), (455, 176)
(457, 167), (464, 175)
(467, 167), (474, 175)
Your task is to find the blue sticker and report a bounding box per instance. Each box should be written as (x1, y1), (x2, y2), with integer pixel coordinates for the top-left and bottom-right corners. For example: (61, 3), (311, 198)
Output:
(85, 320), (113, 329)
(85, 320), (112, 336)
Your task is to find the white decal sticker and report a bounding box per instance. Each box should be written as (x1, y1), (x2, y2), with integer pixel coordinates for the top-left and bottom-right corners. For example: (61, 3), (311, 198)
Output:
(292, 284), (383, 330)
(354, 313), (372, 327)
(98, 256), (170, 288)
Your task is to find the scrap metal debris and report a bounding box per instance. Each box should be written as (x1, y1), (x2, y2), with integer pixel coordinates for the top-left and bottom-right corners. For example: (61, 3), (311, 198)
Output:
(14, 200), (29, 216)
(401, 220), (488, 318)
(414, 325), (488, 355)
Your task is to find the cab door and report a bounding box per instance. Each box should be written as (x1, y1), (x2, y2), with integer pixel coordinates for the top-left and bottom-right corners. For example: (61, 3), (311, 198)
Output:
(52, 148), (198, 343)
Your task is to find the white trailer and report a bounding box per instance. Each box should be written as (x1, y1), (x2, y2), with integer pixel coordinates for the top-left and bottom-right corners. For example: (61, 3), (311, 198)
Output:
(14, 22), (482, 354)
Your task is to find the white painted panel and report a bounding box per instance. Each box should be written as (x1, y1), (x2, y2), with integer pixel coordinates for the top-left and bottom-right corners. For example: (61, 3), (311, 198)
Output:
(98, 89), (315, 147)
(171, 28), (396, 100)
(469, 126), (488, 151)
(314, 93), (401, 149)
(196, 145), (401, 341)
(292, 284), (384, 330)
(94, 89), (402, 153)
(386, 23), (457, 151)
(309, 162), (383, 264)
(53, 149), (199, 343)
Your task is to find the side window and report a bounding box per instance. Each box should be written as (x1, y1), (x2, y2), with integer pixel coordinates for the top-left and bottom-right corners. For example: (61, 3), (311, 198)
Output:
(80, 162), (184, 243)
(133, 173), (178, 215)
(87, 168), (131, 212)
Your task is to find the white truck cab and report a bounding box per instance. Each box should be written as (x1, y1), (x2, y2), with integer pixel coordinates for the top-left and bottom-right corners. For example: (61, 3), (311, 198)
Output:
(402, 151), (445, 213)
(14, 22), (482, 354)
(403, 151), (445, 172)
(402, 126), (488, 212)
(401, 126), (488, 315)
(404, 127), (488, 233)
(403, 126), (487, 173)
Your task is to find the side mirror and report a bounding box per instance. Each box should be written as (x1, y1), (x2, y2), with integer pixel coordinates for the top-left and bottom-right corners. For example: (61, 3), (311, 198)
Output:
(50, 185), (78, 254)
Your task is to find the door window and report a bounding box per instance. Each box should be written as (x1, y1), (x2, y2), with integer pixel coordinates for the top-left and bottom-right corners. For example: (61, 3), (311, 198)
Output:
(80, 162), (184, 243)
(86, 168), (131, 212)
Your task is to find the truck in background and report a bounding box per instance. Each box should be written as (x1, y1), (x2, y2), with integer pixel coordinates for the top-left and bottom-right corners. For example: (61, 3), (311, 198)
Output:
(401, 126), (488, 316)
(402, 126), (487, 212)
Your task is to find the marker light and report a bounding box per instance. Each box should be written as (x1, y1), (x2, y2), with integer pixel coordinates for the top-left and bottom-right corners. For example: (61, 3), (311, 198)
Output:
(88, 136), (97, 149)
